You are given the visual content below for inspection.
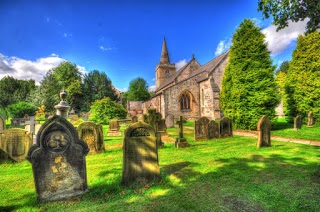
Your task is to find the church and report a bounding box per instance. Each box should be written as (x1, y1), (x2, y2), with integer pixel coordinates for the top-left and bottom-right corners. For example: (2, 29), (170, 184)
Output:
(129, 38), (229, 120)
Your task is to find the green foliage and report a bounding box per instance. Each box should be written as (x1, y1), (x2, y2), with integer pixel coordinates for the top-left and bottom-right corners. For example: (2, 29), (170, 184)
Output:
(89, 97), (127, 124)
(82, 70), (119, 111)
(285, 31), (320, 122)
(126, 77), (150, 101)
(7, 101), (37, 118)
(258, 0), (320, 34)
(0, 107), (8, 120)
(220, 19), (280, 130)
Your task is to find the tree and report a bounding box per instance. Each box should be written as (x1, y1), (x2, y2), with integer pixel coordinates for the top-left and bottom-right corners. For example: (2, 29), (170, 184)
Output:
(220, 19), (280, 130)
(81, 70), (118, 111)
(7, 101), (37, 118)
(285, 31), (320, 122)
(89, 97), (127, 124)
(126, 77), (150, 101)
(258, 0), (320, 34)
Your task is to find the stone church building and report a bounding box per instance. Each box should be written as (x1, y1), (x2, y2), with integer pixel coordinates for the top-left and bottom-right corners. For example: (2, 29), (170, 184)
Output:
(129, 38), (229, 120)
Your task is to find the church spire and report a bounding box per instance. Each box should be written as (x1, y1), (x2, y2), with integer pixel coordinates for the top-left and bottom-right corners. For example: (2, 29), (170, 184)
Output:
(160, 37), (170, 64)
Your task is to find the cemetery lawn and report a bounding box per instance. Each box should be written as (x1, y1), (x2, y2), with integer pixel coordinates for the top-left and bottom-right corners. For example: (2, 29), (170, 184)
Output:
(0, 124), (319, 211)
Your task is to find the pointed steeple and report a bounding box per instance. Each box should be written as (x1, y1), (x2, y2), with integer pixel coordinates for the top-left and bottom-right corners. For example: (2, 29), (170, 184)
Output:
(160, 37), (170, 64)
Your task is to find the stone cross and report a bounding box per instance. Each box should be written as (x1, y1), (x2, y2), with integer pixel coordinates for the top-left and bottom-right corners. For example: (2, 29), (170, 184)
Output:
(176, 116), (186, 138)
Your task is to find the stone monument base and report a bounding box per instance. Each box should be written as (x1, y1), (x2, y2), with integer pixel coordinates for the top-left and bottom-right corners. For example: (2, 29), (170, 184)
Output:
(175, 138), (189, 148)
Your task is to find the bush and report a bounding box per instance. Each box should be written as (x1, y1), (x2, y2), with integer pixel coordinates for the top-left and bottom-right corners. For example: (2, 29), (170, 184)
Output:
(89, 97), (127, 124)
(7, 101), (37, 118)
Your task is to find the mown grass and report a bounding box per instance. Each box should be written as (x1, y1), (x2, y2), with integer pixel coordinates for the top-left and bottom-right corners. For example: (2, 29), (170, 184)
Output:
(0, 123), (319, 211)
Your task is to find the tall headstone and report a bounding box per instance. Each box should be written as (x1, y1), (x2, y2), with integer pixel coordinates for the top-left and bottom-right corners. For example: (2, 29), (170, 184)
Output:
(307, 111), (314, 127)
(219, 117), (233, 138)
(77, 121), (105, 154)
(165, 114), (174, 128)
(194, 117), (210, 140)
(256, 115), (271, 148)
(294, 115), (302, 131)
(157, 119), (167, 136)
(175, 116), (189, 148)
(146, 109), (164, 148)
(0, 115), (6, 133)
(121, 121), (160, 185)
(27, 115), (89, 202)
(107, 119), (121, 136)
(208, 120), (219, 139)
(0, 128), (33, 162)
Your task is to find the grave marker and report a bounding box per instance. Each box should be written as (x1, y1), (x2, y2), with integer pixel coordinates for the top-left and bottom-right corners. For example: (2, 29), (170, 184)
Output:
(131, 116), (138, 123)
(77, 121), (105, 154)
(107, 119), (121, 136)
(165, 114), (174, 128)
(208, 120), (219, 139)
(307, 111), (314, 127)
(194, 117), (210, 140)
(257, 115), (271, 148)
(294, 115), (302, 131)
(219, 117), (233, 138)
(175, 116), (189, 148)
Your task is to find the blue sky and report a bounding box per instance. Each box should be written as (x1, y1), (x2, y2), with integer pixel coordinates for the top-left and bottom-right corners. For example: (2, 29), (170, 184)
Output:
(0, 0), (308, 92)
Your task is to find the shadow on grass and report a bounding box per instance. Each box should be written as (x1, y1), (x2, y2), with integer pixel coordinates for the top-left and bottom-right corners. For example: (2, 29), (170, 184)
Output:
(0, 193), (38, 212)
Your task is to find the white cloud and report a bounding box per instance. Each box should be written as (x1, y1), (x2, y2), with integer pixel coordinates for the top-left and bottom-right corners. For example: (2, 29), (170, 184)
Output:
(99, 46), (112, 51)
(262, 19), (308, 55)
(117, 87), (128, 92)
(215, 38), (232, 56)
(175, 59), (187, 71)
(148, 85), (156, 92)
(63, 33), (72, 38)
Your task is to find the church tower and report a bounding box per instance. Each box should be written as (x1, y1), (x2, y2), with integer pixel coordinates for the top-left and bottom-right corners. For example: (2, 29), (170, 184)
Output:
(155, 37), (176, 90)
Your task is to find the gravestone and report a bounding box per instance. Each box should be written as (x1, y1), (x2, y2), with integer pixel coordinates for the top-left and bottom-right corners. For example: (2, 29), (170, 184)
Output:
(256, 115), (271, 148)
(146, 109), (164, 148)
(107, 119), (121, 136)
(307, 111), (314, 127)
(294, 115), (302, 131)
(175, 116), (189, 148)
(208, 120), (219, 139)
(0, 128), (33, 162)
(194, 117), (210, 140)
(165, 114), (174, 128)
(121, 121), (160, 185)
(34, 124), (42, 135)
(131, 116), (138, 123)
(27, 115), (89, 202)
(0, 115), (6, 133)
(77, 121), (105, 154)
(219, 117), (233, 138)
(157, 119), (167, 136)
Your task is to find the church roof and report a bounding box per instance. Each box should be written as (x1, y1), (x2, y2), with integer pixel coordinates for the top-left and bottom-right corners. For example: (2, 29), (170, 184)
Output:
(155, 50), (229, 93)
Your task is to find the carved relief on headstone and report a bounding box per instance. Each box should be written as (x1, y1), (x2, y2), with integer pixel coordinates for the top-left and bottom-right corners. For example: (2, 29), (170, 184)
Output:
(27, 115), (89, 202)
(107, 119), (121, 136)
(77, 121), (105, 154)
(294, 115), (302, 131)
(165, 114), (174, 128)
(307, 111), (314, 127)
(257, 115), (271, 148)
(121, 121), (160, 185)
(208, 120), (219, 139)
(0, 115), (6, 133)
(194, 117), (210, 140)
(219, 117), (233, 138)
(0, 128), (33, 162)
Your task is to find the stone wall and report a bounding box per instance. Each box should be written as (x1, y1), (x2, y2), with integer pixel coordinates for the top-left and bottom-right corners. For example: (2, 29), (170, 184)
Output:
(176, 59), (201, 82)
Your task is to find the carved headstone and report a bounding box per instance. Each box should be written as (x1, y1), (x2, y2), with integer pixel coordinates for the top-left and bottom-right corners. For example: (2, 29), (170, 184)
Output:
(121, 121), (160, 185)
(208, 120), (219, 139)
(257, 115), (271, 148)
(27, 115), (89, 202)
(0, 115), (6, 133)
(219, 117), (233, 138)
(165, 114), (174, 128)
(0, 128), (33, 162)
(107, 119), (121, 136)
(77, 121), (105, 154)
(194, 117), (210, 140)
(175, 116), (189, 148)
(294, 115), (302, 131)
(131, 116), (138, 123)
(307, 111), (314, 127)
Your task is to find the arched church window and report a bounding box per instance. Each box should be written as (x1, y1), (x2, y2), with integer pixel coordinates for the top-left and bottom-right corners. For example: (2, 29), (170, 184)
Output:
(180, 91), (192, 111)
(165, 70), (170, 78)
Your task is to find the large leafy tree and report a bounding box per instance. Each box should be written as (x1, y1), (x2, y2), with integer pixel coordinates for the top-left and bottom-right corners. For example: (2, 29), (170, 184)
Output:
(81, 70), (118, 111)
(285, 31), (320, 122)
(258, 0), (320, 34)
(220, 19), (280, 130)
(126, 77), (150, 101)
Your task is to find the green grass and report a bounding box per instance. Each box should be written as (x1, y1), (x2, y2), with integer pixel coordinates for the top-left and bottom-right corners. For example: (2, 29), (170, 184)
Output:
(0, 123), (319, 211)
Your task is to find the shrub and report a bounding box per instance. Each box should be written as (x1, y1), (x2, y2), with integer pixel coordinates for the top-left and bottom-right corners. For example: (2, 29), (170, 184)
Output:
(7, 101), (37, 118)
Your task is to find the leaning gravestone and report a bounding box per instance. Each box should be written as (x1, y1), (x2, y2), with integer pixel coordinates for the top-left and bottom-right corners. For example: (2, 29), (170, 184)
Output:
(208, 120), (219, 139)
(0, 115), (5, 133)
(175, 116), (189, 148)
(194, 117), (210, 140)
(77, 121), (105, 154)
(0, 128), (33, 162)
(294, 115), (302, 131)
(27, 115), (89, 202)
(121, 121), (160, 185)
(107, 119), (121, 136)
(165, 114), (174, 128)
(219, 117), (233, 138)
(256, 115), (271, 148)
(307, 111), (314, 127)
